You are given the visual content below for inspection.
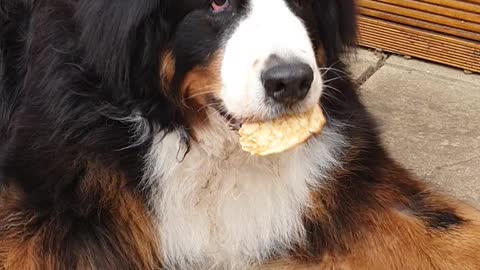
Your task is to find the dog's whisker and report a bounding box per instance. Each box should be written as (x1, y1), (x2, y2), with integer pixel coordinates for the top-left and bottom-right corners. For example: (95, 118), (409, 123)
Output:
(185, 90), (219, 100)
(323, 84), (345, 96)
(196, 102), (222, 112)
(322, 76), (344, 84)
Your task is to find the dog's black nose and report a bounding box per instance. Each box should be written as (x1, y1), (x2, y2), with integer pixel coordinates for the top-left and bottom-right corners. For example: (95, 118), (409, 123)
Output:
(262, 62), (314, 105)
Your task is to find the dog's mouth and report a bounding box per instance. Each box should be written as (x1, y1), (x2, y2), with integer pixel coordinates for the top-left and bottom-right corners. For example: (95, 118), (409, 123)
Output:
(218, 109), (243, 131)
(203, 95), (326, 156)
(206, 96), (243, 131)
(205, 95), (320, 133)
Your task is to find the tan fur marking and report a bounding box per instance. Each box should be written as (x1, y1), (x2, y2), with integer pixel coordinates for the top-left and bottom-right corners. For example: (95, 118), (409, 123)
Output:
(160, 50), (176, 91)
(286, 155), (480, 270)
(315, 46), (327, 67)
(259, 202), (480, 270)
(180, 51), (223, 107)
(0, 185), (43, 270)
(80, 162), (161, 269)
(179, 51), (224, 127)
(0, 163), (161, 270)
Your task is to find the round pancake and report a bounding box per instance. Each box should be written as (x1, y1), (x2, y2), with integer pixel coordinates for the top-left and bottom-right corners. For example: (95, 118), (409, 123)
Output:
(239, 105), (326, 156)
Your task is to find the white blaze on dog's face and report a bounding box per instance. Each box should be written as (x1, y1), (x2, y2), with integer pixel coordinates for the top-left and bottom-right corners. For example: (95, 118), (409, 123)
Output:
(220, 0), (323, 120)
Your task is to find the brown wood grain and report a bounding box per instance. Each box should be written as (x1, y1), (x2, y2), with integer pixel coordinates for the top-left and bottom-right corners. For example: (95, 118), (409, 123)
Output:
(359, 0), (480, 33)
(414, 0), (480, 14)
(359, 7), (480, 41)
(373, 0), (480, 23)
(464, 0), (480, 5)
(358, 16), (480, 73)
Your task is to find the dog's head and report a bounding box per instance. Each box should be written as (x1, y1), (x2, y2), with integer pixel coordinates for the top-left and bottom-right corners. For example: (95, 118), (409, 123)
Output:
(79, 0), (356, 132)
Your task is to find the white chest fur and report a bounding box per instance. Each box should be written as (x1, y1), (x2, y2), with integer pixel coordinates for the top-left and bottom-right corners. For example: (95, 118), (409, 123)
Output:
(143, 114), (344, 269)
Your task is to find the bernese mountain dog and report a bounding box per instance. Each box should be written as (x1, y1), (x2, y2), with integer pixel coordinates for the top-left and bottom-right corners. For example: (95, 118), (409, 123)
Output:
(1, 0), (479, 269)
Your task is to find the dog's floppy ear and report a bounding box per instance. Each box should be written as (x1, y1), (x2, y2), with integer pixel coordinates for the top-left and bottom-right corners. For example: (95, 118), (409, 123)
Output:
(76, 0), (168, 92)
(76, 0), (183, 128)
(312, 0), (357, 62)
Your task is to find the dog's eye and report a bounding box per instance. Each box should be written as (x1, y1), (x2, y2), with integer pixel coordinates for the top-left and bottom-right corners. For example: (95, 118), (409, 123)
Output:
(210, 0), (230, 13)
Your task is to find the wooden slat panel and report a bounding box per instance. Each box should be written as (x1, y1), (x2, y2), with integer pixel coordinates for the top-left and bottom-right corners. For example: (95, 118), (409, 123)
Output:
(360, 25), (478, 57)
(359, 18), (480, 51)
(464, 0), (480, 5)
(375, 0), (480, 23)
(358, 16), (480, 73)
(359, 7), (480, 41)
(357, 0), (480, 72)
(359, 0), (480, 33)
(415, 0), (480, 14)
(361, 26), (477, 62)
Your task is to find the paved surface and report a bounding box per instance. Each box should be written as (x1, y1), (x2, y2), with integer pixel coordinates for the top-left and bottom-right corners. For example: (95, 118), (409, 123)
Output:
(347, 48), (480, 207)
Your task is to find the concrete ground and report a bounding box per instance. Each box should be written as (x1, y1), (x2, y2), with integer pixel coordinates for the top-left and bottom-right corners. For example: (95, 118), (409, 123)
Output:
(348, 48), (480, 207)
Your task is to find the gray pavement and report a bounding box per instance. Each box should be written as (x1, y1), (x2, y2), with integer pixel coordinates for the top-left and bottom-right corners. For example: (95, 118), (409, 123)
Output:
(348, 48), (480, 207)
